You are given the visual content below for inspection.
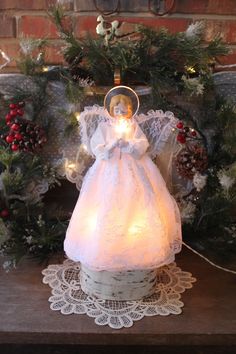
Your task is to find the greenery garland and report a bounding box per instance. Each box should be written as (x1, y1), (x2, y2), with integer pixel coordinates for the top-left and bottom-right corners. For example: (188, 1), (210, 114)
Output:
(0, 5), (235, 269)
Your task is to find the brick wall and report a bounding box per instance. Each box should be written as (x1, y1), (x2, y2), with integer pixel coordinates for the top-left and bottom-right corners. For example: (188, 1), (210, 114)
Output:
(0, 0), (236, 72)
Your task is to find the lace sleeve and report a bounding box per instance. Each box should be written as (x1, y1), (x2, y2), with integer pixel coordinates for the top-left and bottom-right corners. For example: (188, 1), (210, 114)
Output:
(122, 123), (149, 159)
(90, 123), (118, 160)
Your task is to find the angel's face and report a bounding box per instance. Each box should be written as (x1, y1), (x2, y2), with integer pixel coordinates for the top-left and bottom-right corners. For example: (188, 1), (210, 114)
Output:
(110, 95), (133, 119)
(113, 102), (130, 118)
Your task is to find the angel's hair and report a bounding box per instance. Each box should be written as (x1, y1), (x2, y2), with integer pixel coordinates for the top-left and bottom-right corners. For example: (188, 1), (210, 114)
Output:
(109, 94), (133, 119)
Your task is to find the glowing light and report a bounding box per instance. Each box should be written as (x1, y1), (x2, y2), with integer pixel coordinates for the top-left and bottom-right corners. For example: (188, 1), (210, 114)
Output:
(128, 224), (143, 235)
(186, 66), (196, 74)
(67, 163), (75, 169)
(65, 162), (76, 174)
(115, 118), (131, 138)
(88, 214), (97, 231)
(81, 144), (88, 151)
(42, 66), (49, 72)
(75, 112), (80, 121)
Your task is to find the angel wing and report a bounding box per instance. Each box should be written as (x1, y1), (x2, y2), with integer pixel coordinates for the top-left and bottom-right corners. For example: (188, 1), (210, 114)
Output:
(79, 105), (110, 155)
(136, 110), (181, 192)
(137, 110), (179, 157)
(64, 106), (183, 193)
(64, 105), (110, 189)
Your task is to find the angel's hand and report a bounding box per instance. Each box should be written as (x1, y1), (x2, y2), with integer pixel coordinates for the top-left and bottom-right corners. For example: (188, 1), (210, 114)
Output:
(108, 139), (119, 151)
(105, 140), (119, 159)
(118, 138), (129, 148)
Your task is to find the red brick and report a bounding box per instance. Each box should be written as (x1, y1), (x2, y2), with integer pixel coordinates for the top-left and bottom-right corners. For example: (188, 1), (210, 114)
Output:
(0, 42), (65, 69)
(75, 16), (97, 36)
(204, 20), (236, 44)
(173, 0), (236, 16)
(75, 16), (190, 37)
(145, 17), (190, 33)
(222, 22), (236, 44)
(0, 15), (16, 38)
(18, 16), (59, 39)
(0, 0), (72, 10)
(45, 45), (65, 64)
(217, 51), (236, 65)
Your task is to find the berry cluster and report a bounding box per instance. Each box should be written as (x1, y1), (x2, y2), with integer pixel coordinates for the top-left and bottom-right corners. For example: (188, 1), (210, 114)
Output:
(176, 121), (197, 144)
(0, 208), (9, 219)
(2, 101), (47, 152)
(175, 144), (208, 180)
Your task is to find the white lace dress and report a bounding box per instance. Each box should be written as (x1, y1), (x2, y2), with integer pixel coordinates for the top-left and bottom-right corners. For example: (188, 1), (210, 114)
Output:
(64, 118), (182, 271)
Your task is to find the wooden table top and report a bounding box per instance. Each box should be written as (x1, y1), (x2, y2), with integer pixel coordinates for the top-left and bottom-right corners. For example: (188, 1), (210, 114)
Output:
(0, 247), (236, 347)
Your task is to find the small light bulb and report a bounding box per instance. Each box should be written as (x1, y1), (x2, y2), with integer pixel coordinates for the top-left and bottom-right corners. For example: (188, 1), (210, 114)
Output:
(81, 144), (87, 151)
(42, 66), (49, 72)
(67, 163), (75, 169)
(186, 66), (196, 74)
(75, 112), (80, 121)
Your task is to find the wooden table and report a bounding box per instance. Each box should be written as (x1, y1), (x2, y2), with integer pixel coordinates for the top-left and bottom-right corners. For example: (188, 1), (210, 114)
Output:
(0, 248), (236, 354)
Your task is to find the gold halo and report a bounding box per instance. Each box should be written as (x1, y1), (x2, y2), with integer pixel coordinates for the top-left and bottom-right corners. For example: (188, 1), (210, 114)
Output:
(104, 85), (140, 118)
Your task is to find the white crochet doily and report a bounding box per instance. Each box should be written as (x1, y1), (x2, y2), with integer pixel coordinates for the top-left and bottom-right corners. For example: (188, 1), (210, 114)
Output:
(42, 259), (196, 329)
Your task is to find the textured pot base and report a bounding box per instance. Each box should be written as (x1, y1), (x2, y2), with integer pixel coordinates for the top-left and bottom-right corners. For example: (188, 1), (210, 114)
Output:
(80, 263), (158, 300)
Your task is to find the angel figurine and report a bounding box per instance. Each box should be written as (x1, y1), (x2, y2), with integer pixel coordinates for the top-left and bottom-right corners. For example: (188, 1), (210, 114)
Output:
(64, 86), (182, 271)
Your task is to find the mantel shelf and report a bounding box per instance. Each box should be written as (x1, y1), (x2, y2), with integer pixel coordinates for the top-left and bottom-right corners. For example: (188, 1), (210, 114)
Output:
(0, 248), (236, 353)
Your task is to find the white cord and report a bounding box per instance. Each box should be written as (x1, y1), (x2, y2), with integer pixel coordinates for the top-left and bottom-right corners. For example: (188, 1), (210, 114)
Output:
(183, 241), (236, 275)
(215, 63), (236, 69)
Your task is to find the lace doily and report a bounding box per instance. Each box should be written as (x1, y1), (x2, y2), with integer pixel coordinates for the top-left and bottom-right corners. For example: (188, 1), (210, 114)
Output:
(42, 259), (196, 329)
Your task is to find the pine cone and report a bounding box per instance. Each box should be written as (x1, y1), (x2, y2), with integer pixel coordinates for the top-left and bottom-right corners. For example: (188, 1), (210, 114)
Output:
(175, 143), (208, 179)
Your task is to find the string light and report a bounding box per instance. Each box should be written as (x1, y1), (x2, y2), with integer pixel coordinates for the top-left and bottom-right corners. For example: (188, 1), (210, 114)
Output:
(67, 163), (75, 169)
(81, 144), (88, 151)
(75, 112), (80, 121)
(42, 66), (49, 72)
(186, 66), (196, 74)
(65, 161), (76, 174)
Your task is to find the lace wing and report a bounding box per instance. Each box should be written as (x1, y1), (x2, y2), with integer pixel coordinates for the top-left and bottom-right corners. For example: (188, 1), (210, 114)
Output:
(64, 105), (109, 190)
(80, 105), (109, 155)
(137, 110), (181, 192)
(137, 110), (179, 158)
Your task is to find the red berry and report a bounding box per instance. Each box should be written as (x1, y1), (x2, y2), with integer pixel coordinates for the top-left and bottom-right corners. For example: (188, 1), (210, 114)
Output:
(177, 133), (186, 144)
(16, 109), (24, 116)
(9, 103), (17, 109)
(10, 110), (18, 117)
(0, 209), (9, 218)
(14, 133), (23, 141)
(191, 130), (197, 137)
(6, 121), (12, 126)
(5, 113), (12, 121)
(11, 143), (19, 151)
(11, 123), (20, 131)
(176, 122), (184, 129)
(6, 135), (14, 143)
